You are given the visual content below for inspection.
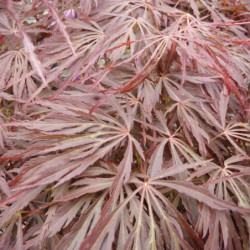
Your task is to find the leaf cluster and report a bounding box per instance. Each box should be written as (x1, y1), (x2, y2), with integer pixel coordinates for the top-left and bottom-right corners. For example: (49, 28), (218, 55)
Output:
(0, 1), (249, 249)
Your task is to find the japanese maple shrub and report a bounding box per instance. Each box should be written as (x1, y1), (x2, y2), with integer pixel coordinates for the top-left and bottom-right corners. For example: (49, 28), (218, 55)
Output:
(0, 0), (249, 249)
